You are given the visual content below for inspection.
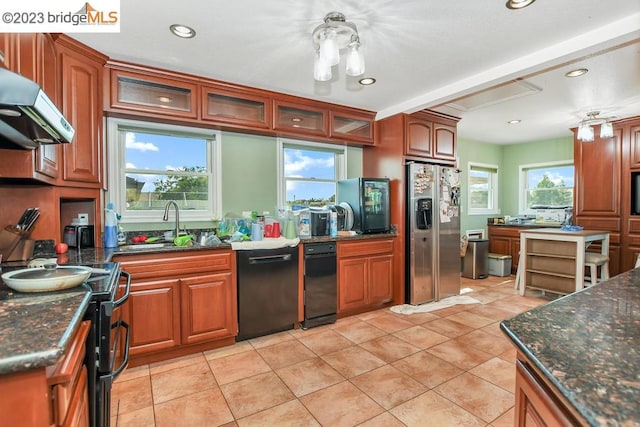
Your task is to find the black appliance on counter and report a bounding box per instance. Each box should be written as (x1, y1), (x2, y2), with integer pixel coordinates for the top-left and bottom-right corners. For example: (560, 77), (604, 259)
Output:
(310, 208), (329, 236)
(236, 246), (299, 340)
(63, 224), (95, 248)
(301, 242), (337, 329)
(337, 177), (390, 233)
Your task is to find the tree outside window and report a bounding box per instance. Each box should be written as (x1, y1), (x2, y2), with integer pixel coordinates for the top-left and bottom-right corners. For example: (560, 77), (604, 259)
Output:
(520, 162), (574, 213)
(468, 163), (499, 214)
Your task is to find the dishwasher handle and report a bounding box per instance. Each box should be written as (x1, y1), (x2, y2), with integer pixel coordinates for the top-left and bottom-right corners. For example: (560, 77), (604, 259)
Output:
(248, 254), (292, 264)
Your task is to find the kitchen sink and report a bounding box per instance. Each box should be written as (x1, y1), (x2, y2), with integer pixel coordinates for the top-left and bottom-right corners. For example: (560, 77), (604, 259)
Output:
(118, 242), (175, 251)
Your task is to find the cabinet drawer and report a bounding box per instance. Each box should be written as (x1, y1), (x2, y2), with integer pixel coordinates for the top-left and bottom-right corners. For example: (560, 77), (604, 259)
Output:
(115, 250), (234, 279)
(338, 239), (394, 258)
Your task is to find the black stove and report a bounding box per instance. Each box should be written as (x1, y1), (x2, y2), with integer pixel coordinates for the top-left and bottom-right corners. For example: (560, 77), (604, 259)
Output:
(0, 261), (119, 295)
(1, 260), (130, 427)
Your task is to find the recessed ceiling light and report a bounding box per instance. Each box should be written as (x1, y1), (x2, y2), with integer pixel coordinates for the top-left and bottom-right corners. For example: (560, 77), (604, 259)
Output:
(564, 68), (589, 78)
(359, 77), (376, 86)
(170, 24), (196, 39)
(508, 119), (521, 124)
(506, 0), (536, 9)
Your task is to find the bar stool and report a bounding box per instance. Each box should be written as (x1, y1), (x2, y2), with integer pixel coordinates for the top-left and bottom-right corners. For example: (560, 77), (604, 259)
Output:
(584, 252), (609, 286)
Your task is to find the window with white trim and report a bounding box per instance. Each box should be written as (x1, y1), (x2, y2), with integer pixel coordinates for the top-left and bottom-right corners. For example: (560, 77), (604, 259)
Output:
(107, 118), (221, 223)
(277, 138), (346, 208)
(468, 162), (499, 215)
(519, 161), (574, 215)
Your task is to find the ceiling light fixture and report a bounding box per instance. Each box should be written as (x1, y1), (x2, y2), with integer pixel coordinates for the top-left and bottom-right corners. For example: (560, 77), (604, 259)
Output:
(358, 77), (376, 86)
(506, 0), (536, 9)
(170, 24), (196, 39)
(577, 111), (615, 142)
(312, 12), (364, 81)
(508, 119), (521, 124)
(565, 68), (588, 78)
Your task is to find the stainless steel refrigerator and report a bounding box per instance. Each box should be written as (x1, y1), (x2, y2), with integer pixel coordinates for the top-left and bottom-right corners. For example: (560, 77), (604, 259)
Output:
(406, 162), (461, 304)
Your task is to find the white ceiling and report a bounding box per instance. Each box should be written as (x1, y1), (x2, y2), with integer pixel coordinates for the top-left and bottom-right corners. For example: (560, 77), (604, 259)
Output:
(70, 0), (640, 144)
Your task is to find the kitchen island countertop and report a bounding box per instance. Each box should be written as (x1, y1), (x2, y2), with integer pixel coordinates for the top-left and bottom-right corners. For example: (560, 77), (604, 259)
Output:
(501, 268), (640, 425)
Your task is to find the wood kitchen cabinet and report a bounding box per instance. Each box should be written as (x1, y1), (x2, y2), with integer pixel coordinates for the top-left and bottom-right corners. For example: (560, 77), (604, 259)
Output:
(574, 122), (623, 274)
(0, 33), (60, 184)
(330, 108), (375, 145)
(0, 320), (91, 427)
(487, 225), (532, 274)
(123, 278), (181, 355)
(337, 238), (394, 315)
(514, 357), (581, 426)
(404, 110), (457, 162)
(202, 84), (271, 129)
(105, 60), (377, 146)
(113, 249), (237, 366)
(55, 35), (106, 187)
(107, 63), (199, 119)
(619, 117), (640, 271)
(274, 99), (329, 137)
(181, 272), (236, 344)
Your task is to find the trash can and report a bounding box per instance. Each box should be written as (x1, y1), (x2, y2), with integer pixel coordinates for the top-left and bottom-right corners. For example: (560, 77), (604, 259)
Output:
(488, 253), (512, 277)
(462, 239), (489, 279)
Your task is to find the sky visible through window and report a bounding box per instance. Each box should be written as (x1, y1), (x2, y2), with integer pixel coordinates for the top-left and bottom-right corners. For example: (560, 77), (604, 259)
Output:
(284, 147), (336, 203)
(125, 131), (207, 192)
(527, 165), (574, 188)
(125, 133), (338, 203)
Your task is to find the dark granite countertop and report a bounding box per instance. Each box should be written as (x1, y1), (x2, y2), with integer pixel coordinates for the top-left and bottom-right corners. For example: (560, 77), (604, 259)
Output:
(501, 268), (640, 426)
(0, 231), (395, 375)
(67, 231), (397, 260)
(0, 282), (91, 375)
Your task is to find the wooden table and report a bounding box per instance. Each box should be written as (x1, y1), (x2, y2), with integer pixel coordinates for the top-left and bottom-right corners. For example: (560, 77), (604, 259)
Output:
(516, 228), (610, 295)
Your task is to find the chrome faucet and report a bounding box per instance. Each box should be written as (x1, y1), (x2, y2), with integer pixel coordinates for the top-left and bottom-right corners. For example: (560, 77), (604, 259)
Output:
(162, 200), (181, 238)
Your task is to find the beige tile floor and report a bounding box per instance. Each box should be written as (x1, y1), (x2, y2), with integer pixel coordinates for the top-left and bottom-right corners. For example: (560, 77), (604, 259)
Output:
(111, 275), (553, 427)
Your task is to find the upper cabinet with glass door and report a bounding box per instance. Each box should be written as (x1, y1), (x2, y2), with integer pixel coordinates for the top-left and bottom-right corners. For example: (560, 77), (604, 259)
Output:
(274, 100), (329, 137)
(202, 84), (271, 129)
(108, 68), (198, 119)
(330, 109), (375, 145)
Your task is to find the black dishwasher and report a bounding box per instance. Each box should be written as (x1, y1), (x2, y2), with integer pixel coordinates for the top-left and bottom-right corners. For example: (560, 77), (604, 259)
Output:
(236, 246), (299, 341)
(302, 242), (337, 329)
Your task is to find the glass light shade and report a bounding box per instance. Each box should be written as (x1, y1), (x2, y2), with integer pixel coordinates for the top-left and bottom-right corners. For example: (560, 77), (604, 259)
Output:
(314, 51), (332, 81)
(319, 30), (340, 66)
(577, 123), (594, 142)
(600, 122), (614, 139)
(345, 44), (365, 76)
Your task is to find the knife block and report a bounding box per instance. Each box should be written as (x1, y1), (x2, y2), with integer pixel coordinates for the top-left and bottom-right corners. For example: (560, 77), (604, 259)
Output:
(0, 226), (34, 262)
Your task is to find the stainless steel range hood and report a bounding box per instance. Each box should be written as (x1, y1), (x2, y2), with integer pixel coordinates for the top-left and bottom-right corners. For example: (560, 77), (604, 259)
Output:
(0, 67), (75, 150)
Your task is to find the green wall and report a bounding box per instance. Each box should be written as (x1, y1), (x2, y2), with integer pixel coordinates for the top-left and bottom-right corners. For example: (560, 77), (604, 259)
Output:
(123, 133), (363, 232)
(221, 132), (363, 217)
(221, 132), (278, 217)
(457, 138), (503, 235)
(500, 137), (574, 216)
(457, 136), (574, 237)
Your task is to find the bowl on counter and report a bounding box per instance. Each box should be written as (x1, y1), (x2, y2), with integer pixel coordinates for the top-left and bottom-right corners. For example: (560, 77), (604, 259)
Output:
(2, 265), (92, 292)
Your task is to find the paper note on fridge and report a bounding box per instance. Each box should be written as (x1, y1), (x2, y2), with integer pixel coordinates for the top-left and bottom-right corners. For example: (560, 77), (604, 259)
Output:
(440, 200), (451, 223)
